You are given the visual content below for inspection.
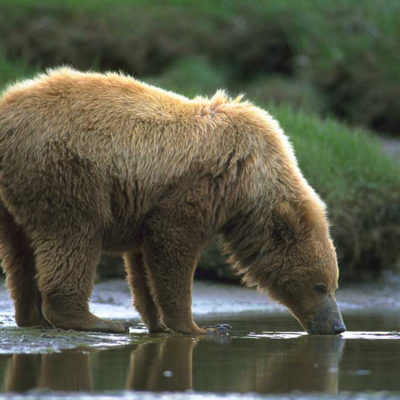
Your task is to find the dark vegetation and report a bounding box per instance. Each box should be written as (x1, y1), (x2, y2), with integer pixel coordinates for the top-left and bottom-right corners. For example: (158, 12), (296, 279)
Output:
(0, 0), (399, 282)
(1, 0), (399, 135)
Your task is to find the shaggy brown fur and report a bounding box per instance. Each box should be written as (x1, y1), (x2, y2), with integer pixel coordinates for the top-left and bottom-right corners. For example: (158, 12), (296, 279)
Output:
(0, 68), (342, 334)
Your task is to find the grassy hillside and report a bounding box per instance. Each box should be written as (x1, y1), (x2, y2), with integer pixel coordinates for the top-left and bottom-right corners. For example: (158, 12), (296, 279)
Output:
(0, 0), (399, 134)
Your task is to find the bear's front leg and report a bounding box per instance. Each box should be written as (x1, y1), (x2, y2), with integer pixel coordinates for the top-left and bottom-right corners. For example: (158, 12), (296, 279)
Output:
(142, 209), (209, 335)
(124, 251), (168, 333)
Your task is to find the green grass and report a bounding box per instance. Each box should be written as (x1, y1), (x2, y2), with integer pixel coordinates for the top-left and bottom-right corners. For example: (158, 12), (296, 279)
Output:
(147, 57), (228, 98)
(243, 76), (327, 115)
(0, 0), (398, 133)
(0, 58), (39, 92)
(269, 105), (400, 202)
(2, 0), (397, 44)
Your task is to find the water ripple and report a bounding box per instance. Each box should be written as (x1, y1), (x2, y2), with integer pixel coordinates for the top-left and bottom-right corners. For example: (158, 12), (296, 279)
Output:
(246, 331), (400, 340)
(342, 331), (400, 340)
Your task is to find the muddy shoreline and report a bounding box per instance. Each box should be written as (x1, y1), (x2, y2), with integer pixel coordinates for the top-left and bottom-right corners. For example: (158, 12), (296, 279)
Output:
(0, 278), (399, 354)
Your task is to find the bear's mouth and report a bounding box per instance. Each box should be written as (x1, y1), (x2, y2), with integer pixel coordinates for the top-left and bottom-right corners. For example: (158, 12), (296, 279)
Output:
(303, 295), (346, 335)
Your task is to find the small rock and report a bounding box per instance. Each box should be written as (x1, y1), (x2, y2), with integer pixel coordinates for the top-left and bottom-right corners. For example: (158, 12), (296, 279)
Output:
(162, 370), (173, 378)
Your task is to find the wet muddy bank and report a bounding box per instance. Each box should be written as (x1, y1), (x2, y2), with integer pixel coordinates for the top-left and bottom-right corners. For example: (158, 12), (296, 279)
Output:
(0, 277), (399, 354)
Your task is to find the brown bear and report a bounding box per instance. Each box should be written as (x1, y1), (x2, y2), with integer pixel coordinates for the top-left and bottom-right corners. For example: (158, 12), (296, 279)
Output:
(0, 68), (345, 335)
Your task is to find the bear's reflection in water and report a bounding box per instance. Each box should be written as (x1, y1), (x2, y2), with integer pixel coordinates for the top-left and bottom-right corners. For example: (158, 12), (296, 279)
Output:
(253, 336), (344, 393)
(2, 335), (344, 394)
(127, 336), (195, 391)
(5, 352), (92, 392)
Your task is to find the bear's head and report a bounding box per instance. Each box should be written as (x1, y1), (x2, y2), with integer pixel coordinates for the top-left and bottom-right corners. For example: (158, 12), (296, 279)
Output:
(266, 200), (346, 334)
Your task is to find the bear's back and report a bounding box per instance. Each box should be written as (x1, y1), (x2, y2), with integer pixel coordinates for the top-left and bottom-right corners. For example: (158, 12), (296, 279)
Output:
(0, 68), (258, 191)
(0, 67), (199, 129)
(0, 68), (299, 196)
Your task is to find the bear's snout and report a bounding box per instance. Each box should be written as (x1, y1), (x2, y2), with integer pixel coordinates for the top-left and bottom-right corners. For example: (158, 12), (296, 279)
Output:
(332, 321), (346, 334)
(305, 295), (346, 335)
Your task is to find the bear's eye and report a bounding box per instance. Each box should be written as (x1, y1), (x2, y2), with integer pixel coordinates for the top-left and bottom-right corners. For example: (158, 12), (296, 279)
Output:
(314, 284), (327, 294)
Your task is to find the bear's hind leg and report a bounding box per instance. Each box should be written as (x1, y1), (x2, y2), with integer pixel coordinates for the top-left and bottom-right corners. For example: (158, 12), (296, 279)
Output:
(32, 228), (126, 333)
(124, 251), (167, 333)
(0, 205), (48, 327)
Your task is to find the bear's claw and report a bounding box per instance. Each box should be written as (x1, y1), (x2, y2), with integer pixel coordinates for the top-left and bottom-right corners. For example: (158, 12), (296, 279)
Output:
(204, 323), (232, 336)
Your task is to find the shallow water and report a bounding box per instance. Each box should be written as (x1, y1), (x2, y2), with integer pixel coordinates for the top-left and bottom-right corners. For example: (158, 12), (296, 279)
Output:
(0, 312), (399, 396)
(0, 280), (399, 399)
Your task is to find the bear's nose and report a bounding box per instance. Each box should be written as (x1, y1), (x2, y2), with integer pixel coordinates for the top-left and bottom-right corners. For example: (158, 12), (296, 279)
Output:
(332, 322), (346, 334)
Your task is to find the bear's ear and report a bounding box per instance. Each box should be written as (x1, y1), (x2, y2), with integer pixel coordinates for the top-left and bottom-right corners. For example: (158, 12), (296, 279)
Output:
(273, 199), (328, 243)
(298, 199), (328, 235)
(272, 201), (300, 243)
